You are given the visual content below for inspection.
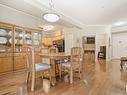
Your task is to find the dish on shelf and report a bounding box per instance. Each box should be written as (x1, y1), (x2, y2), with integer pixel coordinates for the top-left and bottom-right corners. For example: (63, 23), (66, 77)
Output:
(0, 29), (7, 36)
(9, 38), (17, 44)
(34, 40), (39, 45)
(9, 31), (12, 36)
(14, 32), (17, 37)
(26, 40), (32, 44)
(34, 33), (39, 39)
(19, 39), (23, 44)
(9, 38), (12, 44)
(0, 37), (7, 44)
(15, 32), (23, 37)
(25, 33), (31, 38)
(19, 33), (23, 37)
(14, 39), (17, 44)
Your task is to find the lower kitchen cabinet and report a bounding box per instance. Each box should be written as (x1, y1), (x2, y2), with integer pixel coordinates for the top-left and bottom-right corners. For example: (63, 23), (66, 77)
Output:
(0, 53), (13, 74)
(14, 53), (26, 70)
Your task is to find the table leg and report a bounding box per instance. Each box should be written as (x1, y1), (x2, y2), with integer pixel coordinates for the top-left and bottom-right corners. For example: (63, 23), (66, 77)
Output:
(70, 68), (73, 84)
(50, 59), (56, 86)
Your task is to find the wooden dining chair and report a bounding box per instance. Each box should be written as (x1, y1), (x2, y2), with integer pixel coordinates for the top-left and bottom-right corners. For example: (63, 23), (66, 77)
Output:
(49, 47), (61, 77)
(60, 47), (83, 84)
(24, 46), (51, 91)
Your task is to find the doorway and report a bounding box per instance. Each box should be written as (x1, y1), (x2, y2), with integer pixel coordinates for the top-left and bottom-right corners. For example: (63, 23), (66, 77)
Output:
(112, 32), (127, 59)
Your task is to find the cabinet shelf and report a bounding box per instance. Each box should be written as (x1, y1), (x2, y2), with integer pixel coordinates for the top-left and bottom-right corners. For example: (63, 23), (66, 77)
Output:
(15, 36), (23, 39)
(25, 38), (32, 40)
(0, 35), (12, 38)
(0, 44), (12, 46)
(15, 44), (23, 46)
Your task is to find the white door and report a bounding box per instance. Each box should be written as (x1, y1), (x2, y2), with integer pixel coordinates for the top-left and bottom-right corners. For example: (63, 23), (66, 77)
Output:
(65, 33), (73, 54)
(112, 33), (127, 58)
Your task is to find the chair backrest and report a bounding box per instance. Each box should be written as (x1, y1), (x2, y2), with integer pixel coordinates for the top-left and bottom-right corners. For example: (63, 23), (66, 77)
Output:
(22, 46), (35, 72)
(71, 47), (82, 67)
(41, 48), (54, 64)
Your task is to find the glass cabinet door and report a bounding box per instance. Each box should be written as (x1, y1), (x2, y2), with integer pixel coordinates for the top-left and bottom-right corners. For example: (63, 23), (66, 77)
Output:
(33, 32), (42, 46)
(14, 27), (23, 52)
(0, 24), (13, 53)
(24, 30), (32, 46)
(33, 32), (42, 52)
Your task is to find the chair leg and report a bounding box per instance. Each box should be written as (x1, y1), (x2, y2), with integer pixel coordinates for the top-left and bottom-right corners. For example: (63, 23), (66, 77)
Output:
(58, 64), (62, 78)
(31, 72), (35, 91)
(70, 68), (73, 84)
(49, 69), (52, 83)
(26, 72), (30, 84)
(79, 67), (81, 79)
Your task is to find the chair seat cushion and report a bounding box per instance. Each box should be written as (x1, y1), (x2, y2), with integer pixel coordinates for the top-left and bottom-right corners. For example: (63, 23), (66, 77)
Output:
(35, 63), (50, 72)
(62, 62), (82, 68)
(62, 62), (71, 67)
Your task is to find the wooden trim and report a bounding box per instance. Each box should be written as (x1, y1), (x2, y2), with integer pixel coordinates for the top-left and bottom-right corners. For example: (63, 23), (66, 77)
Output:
(0, 21), (43, 32)
(43, 34), (64, 38)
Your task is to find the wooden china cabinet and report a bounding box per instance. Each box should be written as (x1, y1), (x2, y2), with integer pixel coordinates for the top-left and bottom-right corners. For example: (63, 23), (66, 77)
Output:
(0, 22), (42, 74)
(13, 27), (25, 70)
(0, 23), (13, 73)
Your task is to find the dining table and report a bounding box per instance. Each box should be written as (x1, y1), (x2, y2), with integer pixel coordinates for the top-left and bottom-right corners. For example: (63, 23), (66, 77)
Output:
(39, 53), (70, 86)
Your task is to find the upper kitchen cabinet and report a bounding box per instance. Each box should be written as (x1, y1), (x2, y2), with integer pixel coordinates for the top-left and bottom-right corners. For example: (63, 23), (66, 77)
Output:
(0, 23), (13, 53)
(14, 27), (42, 52)
(14, 27), (24, 53)
(33, 32), (41, 46)
(0, 23), (13, 73)
(24, 29), (42, 48)
(24, 29), (33, 46)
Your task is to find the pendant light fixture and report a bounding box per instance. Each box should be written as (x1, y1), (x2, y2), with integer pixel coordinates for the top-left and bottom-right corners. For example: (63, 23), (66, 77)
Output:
(43, 0), (60, 22)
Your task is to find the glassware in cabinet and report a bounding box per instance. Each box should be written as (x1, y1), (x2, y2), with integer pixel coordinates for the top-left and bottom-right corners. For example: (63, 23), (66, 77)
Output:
(33, 32), (42, 46)
(0, 24), (13, 53)
(24, 30), (32, 46)
(14, 27), (24, 52)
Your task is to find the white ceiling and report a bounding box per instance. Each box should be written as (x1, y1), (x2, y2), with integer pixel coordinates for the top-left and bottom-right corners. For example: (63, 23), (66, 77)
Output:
(37, 0), (127, 25)
(0, 0), (78, 29)
(0, 0), (127, 28)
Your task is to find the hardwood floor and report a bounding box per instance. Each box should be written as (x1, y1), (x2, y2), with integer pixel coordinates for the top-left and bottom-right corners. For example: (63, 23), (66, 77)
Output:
(0, 59), (127, 95)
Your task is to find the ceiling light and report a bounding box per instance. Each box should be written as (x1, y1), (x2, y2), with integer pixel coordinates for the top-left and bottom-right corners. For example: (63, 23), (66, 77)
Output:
(43, 0), (60, 22)
(43, 25), (54, 31)
(113, 22), (125, 26)
(43, 13), (59, 22)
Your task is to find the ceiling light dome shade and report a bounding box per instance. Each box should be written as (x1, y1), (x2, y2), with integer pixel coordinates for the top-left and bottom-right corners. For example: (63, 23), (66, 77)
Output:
(43, 13), (60, 22)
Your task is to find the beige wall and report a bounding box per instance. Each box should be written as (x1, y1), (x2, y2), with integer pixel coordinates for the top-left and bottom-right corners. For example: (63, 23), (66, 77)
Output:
(0, 4), (41, 28)
(63, 27), (85, 54)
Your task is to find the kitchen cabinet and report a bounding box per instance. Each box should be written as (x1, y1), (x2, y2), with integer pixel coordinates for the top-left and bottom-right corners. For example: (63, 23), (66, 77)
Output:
(14, 53), (26, 70)
(0, 53), (13, 73)
(0, 22), (42, 73)
(82, 36), (95, 63)
(0, 23), (13, 73)
(53, 39), (64, 52)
